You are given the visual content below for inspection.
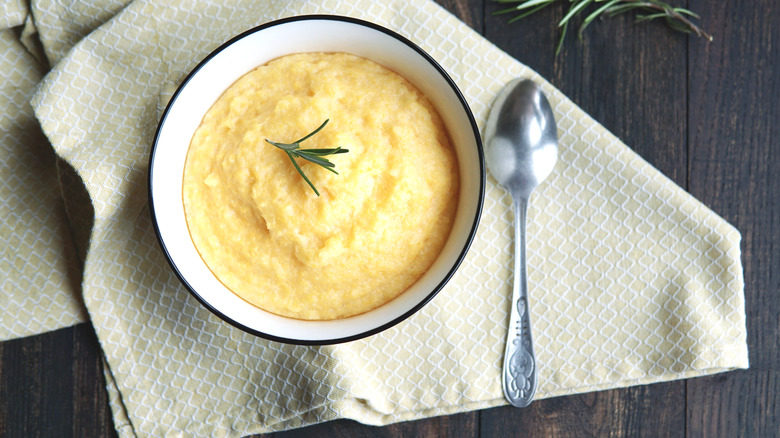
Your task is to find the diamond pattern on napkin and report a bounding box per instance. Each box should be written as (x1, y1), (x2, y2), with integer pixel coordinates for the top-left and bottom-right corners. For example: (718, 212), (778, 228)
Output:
(0, 29), (86, 341)
(0, 0), (26, 28)
(26, 0), (130, 65)
(21, 0), (748, 436)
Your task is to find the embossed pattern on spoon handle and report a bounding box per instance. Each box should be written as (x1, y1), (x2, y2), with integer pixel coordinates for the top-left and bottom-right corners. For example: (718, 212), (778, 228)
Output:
(502, 198), (538, 408)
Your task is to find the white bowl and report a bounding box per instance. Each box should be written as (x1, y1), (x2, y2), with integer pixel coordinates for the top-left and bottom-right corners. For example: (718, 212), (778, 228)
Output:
(149, 15), (484, 344)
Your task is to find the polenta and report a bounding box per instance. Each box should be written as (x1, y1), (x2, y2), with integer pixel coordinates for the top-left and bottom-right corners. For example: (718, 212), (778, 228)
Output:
(183, 52), (458, 320)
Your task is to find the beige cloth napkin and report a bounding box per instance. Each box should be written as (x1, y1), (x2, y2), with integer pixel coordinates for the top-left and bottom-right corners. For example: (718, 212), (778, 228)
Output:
(0, 10), (87, 340)
(2, 0), (748, 436)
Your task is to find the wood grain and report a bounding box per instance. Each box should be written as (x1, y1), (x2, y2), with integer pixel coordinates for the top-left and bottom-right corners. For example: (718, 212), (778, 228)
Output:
(685, 1), (780, 437)
(1, 0), (777, 437)
(0, 325), (116, 437)
(262, 412), (477, 438)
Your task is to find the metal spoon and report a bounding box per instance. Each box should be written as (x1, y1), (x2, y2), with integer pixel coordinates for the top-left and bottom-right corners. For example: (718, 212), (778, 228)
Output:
(484, 79), (558, 408)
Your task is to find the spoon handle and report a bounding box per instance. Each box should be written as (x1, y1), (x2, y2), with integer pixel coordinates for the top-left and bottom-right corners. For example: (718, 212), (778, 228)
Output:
(502, 198), (538, 407)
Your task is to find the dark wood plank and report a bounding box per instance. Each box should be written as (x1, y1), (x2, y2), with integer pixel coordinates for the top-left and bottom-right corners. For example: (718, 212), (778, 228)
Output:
(481, 381), (684, 437)
(0, 324), (115, 437)
(685, 1), (780, 437)
(261, 412), (477, 438)
(483, 1), (691, 437)
(0, 326), (69, 437)
(484, 0), (560, 80)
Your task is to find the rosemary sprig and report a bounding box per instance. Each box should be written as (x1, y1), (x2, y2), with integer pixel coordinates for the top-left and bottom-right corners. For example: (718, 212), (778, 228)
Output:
(493, 0), (712, 55)
(265, 119), (348, 196)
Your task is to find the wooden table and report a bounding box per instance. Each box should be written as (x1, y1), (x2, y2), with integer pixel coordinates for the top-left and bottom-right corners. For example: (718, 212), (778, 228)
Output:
(1, 1), (777, 436)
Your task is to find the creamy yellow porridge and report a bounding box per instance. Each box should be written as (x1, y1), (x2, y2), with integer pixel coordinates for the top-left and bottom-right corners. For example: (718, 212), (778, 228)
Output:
(183, 52), (459, 320)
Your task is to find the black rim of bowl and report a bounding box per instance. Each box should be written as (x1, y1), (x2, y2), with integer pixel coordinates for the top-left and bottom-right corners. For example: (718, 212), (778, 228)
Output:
(148, 14), (485, 345)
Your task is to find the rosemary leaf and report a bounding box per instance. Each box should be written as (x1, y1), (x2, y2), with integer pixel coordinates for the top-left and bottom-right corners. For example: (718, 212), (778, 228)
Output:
(580, 0), (622, 37)
(295, 153), (337, 169)
(286, 151), (319, 196)
(635, 12), (669, 22)
(493, 0), (712, 53)
(508, 4), (551, 23)
(265, 119), (348, 196)
(672, 7), (700, 18)
(555, 19), (569, 55)
(560, 0), (594, 27)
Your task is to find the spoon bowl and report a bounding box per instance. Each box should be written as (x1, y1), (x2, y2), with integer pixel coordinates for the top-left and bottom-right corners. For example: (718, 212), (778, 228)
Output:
(484, 78), (558, 407)
(485, 79), (558, 199)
